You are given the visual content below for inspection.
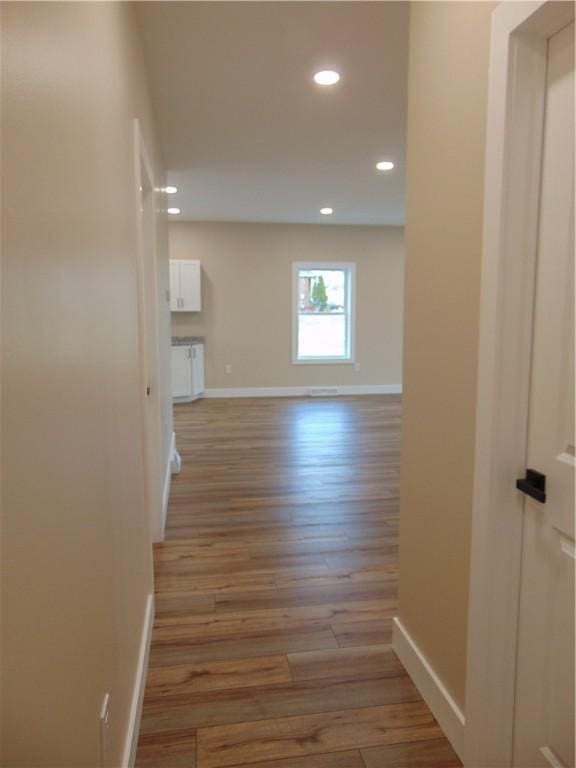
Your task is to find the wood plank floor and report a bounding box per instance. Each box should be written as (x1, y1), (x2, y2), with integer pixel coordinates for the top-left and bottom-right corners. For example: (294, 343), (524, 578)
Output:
(136, 396), (460, 768)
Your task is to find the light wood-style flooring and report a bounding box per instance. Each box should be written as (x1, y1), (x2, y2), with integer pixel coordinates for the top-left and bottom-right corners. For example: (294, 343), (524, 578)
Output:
(136, 396), (459, 768)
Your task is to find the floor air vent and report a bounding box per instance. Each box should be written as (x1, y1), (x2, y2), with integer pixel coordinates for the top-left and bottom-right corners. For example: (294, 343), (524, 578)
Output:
(308, 387), (339, 397)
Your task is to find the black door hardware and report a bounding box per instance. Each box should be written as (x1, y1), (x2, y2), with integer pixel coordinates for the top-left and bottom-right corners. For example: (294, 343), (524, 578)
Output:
(516, 469), (546, 503)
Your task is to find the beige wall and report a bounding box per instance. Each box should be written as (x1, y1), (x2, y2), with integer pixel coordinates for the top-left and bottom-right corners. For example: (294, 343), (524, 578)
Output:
(170, 222), (404, 389)
(398, 1), (496, 710)
(1, 3), (171, 766)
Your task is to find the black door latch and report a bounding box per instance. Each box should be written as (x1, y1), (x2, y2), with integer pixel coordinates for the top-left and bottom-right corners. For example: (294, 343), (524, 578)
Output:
(516, 468), (546, 503)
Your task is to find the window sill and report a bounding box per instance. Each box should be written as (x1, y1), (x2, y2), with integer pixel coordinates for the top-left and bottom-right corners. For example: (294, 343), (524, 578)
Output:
(292, 358), (355, 365)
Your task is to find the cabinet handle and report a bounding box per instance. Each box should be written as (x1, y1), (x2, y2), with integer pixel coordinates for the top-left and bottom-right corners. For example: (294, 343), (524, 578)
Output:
(193, 348), (196, 359)
(187, 348), (191, 358)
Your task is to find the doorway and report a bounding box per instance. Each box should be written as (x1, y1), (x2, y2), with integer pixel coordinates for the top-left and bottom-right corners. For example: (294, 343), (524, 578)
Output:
(134, 121), (164, 543)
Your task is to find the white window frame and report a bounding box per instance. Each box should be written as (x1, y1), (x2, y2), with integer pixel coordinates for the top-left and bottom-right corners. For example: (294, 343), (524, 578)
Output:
(291, 261), (356, 364)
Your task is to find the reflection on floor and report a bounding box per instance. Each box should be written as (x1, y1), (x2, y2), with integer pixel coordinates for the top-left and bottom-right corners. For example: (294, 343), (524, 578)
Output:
(136, 396), (460, 768)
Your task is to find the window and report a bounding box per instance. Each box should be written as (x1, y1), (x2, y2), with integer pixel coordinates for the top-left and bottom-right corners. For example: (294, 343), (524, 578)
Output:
(292, 262), (355, 363)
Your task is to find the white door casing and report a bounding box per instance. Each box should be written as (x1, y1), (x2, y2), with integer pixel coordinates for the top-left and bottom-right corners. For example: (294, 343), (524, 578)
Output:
(512, 20), (574, 768)
(465, 2), (575, 766)
(134, 120), (164, 544)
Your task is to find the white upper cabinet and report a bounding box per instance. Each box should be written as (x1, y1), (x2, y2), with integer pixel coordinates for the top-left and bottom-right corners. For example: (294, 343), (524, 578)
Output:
(169, 261), (180, 311)
(170, 259), (201, 312)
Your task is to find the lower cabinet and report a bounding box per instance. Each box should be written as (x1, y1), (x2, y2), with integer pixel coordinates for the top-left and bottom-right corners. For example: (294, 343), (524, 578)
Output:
(171, 344), (205, 402)
(191, 344), (205, 398)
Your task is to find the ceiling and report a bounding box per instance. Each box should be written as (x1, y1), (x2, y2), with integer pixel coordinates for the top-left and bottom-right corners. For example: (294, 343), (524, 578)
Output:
(136, 2), (409, 225)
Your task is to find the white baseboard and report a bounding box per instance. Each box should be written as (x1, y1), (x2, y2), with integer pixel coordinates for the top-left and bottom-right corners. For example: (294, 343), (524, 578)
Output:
(160, 431), (176, 538)
(392, 617), (466, 762)
(203, 384), (402, 398)
(122, 592), (154, 768)
(173, 394), (201, 404)
(171, 449), (181, 475)
(339, 384), (402, 395)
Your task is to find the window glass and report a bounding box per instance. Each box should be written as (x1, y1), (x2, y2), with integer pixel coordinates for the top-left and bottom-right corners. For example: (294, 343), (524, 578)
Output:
(294, 266), (354, 362)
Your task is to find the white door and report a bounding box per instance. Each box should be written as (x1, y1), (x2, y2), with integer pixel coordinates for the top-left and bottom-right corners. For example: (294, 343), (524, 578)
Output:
(135, 125), (164, 543)
(169, 260), (180, 311)
(171, 346), (192, 399)
(180, 260), (201, 311)
(512, 21), (575, 768)
(191, 344), (205, 397)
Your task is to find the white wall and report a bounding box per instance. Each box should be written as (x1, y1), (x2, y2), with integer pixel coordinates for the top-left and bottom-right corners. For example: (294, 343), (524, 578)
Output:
(398, 0), (496, 710)
(170, 222), (404, 390)
(1, 3), (171, 765)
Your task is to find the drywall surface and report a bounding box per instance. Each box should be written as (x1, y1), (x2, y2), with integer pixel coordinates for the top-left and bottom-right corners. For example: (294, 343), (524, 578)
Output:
(1, 3), (170, 765)
(170, 221), (404, 390)
(398, 0), (496, 710)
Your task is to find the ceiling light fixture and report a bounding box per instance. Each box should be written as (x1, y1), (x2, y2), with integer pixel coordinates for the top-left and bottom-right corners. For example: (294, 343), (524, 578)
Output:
(320, 207), (334, 215)
(167, 207), (181, 215)
(376, 161), (395, 171)
(313, 70), (340, 86)
(165, 186), (178, 194)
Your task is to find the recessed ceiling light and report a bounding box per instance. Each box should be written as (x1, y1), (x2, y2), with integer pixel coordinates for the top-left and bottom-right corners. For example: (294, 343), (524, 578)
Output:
(376, 161), (395, 171)
(165, 186), (178, 194)
(313, 70), (340, 86)
(167, 207), (181, 215)
(320, 207), (334, 215)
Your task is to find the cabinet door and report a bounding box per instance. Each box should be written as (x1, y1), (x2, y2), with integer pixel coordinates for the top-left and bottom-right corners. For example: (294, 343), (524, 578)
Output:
(171, 346), (192, 398)
(191, 344), (205, 396)
(169, 261), (181, 311)
(180, 260), (201, 311)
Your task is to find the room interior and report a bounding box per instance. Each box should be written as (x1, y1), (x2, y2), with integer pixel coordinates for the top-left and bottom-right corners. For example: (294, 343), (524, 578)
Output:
(3, 2), (571, 767)
(133, 1), (408, 402)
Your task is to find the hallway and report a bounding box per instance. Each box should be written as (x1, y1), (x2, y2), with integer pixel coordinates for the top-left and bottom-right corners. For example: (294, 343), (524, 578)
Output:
(136, 397), (459, 767)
